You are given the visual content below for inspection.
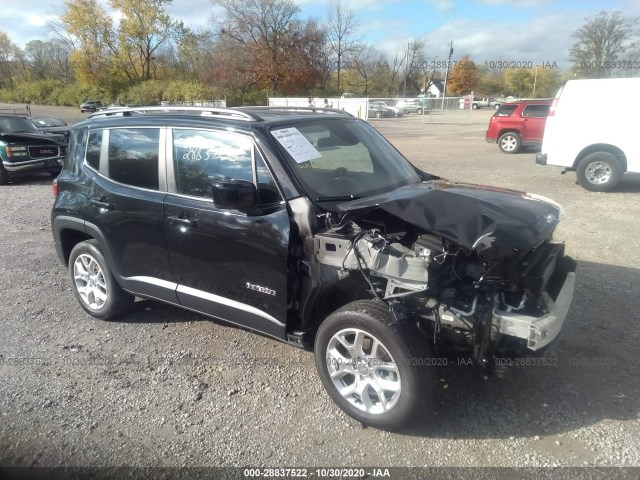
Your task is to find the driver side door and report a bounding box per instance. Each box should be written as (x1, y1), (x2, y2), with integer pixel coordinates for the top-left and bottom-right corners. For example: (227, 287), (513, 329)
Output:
(163, 127), (290, 340)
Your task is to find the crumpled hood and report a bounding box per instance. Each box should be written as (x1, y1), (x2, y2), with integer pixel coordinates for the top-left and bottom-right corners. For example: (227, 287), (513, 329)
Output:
(0, 132), (67, 146)
(337, 180), (563, 259)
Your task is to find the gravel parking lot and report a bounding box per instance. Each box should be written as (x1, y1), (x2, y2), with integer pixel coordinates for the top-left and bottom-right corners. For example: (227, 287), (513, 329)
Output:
(1, 104), (639, 472)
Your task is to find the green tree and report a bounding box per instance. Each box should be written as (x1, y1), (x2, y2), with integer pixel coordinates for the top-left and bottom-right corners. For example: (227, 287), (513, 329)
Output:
(111, 0), (178, 81)
(57, 0), (115, 88)
(503, 67), (561, 97)
(570, 11), (640, 78)
(0, 32), (20, 89)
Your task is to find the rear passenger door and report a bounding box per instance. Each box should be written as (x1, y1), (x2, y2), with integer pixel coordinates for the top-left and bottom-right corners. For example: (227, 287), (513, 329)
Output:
(163, 128), (290, 340)
(521, 104), (550, 143)
(83, 126), (178, 304)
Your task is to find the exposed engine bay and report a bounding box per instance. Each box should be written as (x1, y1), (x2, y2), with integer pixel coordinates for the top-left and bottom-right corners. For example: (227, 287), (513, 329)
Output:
(301, 181), (577, 374)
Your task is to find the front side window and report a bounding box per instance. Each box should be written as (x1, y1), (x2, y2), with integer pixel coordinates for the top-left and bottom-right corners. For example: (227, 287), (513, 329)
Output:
(173, 129), (254, 198)
(270, 118), (420, 201)
(108, 128), (160, 190)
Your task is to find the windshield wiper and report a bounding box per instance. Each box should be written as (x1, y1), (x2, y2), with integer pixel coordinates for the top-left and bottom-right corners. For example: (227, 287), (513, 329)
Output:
(315, 195), (362, 202)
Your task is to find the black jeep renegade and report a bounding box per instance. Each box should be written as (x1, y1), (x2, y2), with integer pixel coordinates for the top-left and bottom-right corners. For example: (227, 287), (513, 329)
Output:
(52, 106), (576, 430)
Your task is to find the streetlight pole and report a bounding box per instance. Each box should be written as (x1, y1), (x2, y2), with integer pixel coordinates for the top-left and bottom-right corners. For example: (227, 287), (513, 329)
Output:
(442, 41), (453, 110)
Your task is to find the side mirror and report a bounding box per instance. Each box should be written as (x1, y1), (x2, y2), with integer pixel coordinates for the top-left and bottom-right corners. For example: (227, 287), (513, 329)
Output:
(212, 179), (257, 212)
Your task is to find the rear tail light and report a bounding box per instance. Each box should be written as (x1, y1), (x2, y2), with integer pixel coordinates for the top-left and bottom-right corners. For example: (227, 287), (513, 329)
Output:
(53, 179), (58, 197)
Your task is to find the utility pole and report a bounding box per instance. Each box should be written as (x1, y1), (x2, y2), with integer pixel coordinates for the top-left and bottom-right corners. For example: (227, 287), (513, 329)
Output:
(532, 65), (538, 97)
(403, 42), (409, 97)
(442, 41), (454, 110)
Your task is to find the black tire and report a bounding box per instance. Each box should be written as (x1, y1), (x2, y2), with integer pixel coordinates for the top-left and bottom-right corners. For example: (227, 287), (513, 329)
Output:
(498, 131), (521, 153)
(68, 240), (134, 320)
(314, 300), (435, 430)
(472, 103), (478, 110)
(374, 111), (382, 118)
(576, 152), (623, 192)
(416, 108), (423, 115)
(0, 163), (10, 185)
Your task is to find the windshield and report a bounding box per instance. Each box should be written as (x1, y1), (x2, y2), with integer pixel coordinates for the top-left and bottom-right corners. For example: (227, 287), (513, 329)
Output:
(33, 117), (66, 127)
(270, 118), (421, 201)
(0, 117), (40, 134)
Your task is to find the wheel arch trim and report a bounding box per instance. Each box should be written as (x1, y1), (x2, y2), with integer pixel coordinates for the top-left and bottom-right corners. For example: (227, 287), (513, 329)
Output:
(572, 144), (627, 172)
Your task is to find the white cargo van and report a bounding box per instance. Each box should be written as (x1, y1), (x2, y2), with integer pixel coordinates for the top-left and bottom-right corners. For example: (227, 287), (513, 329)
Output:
(536, 78), (640, 191)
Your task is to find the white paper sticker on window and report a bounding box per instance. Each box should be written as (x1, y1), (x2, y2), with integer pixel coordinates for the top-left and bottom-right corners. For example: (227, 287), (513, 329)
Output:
(271, 127), (321, 164)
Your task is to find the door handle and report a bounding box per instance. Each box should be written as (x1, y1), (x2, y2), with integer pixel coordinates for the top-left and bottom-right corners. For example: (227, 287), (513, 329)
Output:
(90, 198), (114, 210)
(167, 215), (197, 228)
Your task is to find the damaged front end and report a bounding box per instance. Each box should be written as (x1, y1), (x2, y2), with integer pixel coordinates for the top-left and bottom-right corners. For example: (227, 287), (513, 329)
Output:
(308, 181), (576, 375)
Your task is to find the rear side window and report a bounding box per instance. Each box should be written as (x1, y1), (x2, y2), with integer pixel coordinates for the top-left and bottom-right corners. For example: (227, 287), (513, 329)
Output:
(495, 105), (517, 117)
(108, 128), (160, 190)
(67, 127), (88, 174)
(522, 104), (550, 118)
(86, 129), (101, 171)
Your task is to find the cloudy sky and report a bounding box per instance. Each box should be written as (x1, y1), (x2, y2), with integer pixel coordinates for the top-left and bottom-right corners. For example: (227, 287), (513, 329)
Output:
(3, 0), (638, 69)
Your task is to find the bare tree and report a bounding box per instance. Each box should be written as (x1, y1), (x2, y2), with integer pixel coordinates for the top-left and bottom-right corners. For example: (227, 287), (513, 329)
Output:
(402, 39), (425, 96)
(348, 44), (385, 96)
(325, 0), (360, 95)
(215, 0), (301, 93)
(386, 50), (406, 95)
(570, 11), (640, 78)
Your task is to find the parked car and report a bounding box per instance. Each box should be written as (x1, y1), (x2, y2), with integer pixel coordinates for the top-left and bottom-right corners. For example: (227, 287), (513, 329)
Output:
(52, 105), (575, 430)
(413, 98), (434, 115)
(369, 101), (403, 117)
(368, 102), (396, 118)
(29, 117), (70, 138)
(471, 97), (503, 109)
(80, 100), (103, 113)
(485, 100), (552, 153)
(0, 115), (66, 185)
(395, 99), (419, 114)
(537, 78), (640, 192)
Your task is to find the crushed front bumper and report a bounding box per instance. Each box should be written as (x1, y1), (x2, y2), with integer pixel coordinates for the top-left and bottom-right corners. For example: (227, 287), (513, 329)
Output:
(494, 271), (576, 351)
(3, 157), (63, 173)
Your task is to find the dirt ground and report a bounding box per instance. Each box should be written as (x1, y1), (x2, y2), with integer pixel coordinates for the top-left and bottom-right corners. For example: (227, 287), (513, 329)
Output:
(1, 103), (639, 472)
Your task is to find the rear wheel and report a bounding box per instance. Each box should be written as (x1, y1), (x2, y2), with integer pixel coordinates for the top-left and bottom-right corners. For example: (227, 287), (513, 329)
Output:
(498, 132), (521, 153)
(68, 240), (134, 320)
(374, 111), (382, 118)
(576, 152), (623, 192)
(314, 300), (435, 430)
(416, 108), (423, 115)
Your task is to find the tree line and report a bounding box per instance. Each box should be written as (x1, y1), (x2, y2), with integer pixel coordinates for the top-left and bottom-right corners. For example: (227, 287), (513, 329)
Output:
(0, 2), (638, 107)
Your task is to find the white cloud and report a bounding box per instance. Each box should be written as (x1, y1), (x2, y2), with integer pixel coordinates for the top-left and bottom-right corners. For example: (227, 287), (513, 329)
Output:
(376, 12), (587, 70)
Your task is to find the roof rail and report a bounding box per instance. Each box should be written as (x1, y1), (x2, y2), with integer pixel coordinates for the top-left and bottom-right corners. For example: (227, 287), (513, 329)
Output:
(237, 106), (354, 117)
(88, 106), (262, 121)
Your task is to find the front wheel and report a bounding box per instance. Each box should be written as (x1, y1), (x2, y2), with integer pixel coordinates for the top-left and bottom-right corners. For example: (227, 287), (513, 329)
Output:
(416, 108), (423, 115)
(68, 240), (134, 320)
(0, 164), (10, 185)
(576, 152), (623, 192)
(498, 132), (521, 153)
(314, 300), (435, 430)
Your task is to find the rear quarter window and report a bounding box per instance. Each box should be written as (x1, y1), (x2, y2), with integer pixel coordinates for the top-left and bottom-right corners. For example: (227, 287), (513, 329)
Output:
(495, 105), (517, 117)
(522, 104), (550, 118)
